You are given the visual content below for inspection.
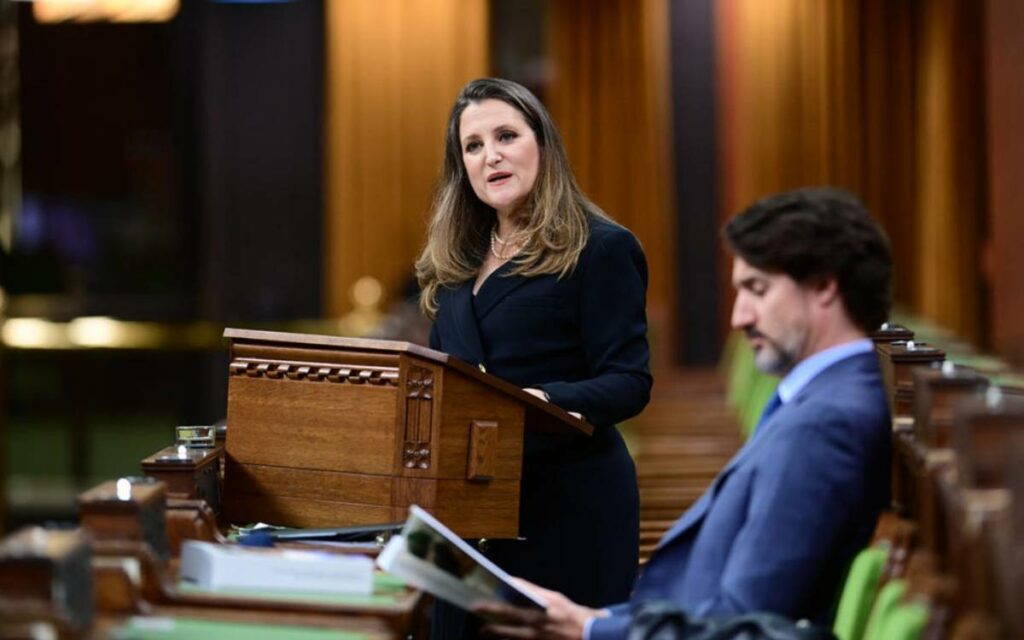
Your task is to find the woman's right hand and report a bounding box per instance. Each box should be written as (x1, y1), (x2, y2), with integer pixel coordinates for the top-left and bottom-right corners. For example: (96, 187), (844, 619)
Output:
(523, 388), (583, 420)
(523, 388), (550, 402)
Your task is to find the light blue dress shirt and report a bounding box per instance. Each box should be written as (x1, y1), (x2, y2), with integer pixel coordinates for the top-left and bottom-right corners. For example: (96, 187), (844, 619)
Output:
(776, 338), (874, 404)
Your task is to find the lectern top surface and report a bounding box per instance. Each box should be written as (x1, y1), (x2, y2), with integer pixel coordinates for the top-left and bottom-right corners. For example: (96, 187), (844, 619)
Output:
(223, 328), (593, 436)
(224, 328), (444, 360)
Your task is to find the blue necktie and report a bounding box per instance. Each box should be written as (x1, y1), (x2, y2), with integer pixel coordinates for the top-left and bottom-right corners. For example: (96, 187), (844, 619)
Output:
(753, 391), (782, 434)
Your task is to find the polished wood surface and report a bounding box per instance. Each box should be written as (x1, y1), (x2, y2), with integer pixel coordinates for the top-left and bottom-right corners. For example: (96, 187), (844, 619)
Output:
(876, 340), (946, 418)
(78, 478), (169, 562)
(912, 366), (988, 448)
(0, 527), (94, 635)
(222, 328), (592, 436)
(141, 446), (222, 518)
(218, 329), (588, 539)
(467, 420), (498, 481)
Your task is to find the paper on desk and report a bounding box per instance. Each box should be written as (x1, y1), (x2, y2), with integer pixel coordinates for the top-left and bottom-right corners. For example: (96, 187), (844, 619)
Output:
(179, 540), (374, 595)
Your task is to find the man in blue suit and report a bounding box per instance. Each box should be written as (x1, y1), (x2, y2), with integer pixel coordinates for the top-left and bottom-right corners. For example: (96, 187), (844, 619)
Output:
(477, 187), (893, 639)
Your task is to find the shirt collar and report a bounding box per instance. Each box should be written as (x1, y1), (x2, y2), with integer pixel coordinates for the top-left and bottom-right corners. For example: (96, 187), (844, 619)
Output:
(776, 338), (874, 404)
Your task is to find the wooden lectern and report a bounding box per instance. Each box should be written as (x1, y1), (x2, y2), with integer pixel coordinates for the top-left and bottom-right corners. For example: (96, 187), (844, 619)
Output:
(212, 328), (590, 539)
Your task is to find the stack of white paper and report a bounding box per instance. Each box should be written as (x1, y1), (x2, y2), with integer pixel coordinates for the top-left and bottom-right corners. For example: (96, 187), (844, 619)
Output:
(179, 540), (374, 595)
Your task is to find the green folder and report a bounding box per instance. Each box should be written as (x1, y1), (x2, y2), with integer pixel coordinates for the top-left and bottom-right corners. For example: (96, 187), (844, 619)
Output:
(175, 571), (408, 607)
(111, 616), (379, 640)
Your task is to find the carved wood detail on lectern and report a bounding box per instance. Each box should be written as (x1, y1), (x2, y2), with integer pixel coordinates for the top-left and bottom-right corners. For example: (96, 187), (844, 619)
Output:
(205, 328), (589, 537)
(228, 358), (400, 386)
(403, 366), (434, 470)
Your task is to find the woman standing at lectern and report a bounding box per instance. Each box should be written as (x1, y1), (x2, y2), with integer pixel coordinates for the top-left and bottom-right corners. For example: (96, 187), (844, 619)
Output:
(415, 78), (651, 632)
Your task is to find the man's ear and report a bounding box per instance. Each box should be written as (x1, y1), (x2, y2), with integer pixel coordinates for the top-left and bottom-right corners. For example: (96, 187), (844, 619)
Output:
(810, 276), (840, 308)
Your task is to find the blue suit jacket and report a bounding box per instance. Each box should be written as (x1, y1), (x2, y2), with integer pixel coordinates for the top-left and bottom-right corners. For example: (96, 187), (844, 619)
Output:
(590, 352), (891, 639)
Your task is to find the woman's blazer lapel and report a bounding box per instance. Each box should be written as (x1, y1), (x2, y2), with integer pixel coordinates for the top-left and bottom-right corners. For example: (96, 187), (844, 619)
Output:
(440, 282), (487, 366)
(472, 267), (532, 320)
(438, 267), (546, 365)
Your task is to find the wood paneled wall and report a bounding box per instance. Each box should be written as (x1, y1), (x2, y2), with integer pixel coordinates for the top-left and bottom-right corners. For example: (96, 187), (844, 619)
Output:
(324, 0), (488, 317)
(915, 0), (986, 343)
(716, 0), (987, 345)
(546, 0), (677, 363)
(985, 0), (1024, 364)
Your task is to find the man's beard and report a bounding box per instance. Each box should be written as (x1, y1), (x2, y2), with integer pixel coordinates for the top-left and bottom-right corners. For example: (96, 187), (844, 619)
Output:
(746, 327), (803, 376)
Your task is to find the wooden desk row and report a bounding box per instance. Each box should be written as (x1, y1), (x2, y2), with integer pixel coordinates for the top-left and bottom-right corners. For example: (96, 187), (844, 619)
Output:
(1, 328), (599, 638)
(4, 325), (1021, 638)
(629, 369), (742, 561)
(0, 477), (426, 639)
(870, 326), (1023, 639)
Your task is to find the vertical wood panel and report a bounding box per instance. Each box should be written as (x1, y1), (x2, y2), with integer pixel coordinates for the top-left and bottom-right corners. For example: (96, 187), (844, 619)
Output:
(985, 0), (1024, 363)
(915, 0), (985, 342)
(324, 0), (488, 317)
(861, 0), (917, 307)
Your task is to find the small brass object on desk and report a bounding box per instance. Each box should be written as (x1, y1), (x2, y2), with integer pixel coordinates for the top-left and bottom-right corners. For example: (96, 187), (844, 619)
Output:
(175, 425), (215, 448)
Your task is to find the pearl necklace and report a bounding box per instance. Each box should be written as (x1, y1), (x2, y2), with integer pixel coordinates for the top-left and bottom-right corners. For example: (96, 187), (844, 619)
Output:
(490, 226), (522, 260)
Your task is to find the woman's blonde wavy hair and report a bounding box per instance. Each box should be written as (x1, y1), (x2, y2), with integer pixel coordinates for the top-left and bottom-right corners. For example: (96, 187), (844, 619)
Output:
(415, 78), (609, 318)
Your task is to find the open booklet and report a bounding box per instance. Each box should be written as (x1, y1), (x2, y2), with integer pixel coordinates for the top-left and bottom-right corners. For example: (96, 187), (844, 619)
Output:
(376, 505), (547, 614)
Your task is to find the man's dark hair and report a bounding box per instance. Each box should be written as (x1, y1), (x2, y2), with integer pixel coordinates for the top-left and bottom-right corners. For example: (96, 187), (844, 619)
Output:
(724, 187), (892, 332)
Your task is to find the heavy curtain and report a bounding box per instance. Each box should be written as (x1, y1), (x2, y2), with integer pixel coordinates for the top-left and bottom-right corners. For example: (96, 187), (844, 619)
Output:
(717, 0), (986, 343)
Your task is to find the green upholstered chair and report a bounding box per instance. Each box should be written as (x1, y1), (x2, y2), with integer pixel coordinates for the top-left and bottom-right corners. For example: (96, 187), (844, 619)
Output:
(833, 546), (889, 640)
(725, 331), (755, 410)
(742, 374), (778, 438)
(874, 602), (928, 640)
(862, 579), (908, 640)
(722, 331), (778, 439)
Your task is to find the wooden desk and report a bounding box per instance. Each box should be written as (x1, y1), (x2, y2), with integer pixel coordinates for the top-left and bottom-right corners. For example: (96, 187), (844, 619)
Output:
(72, 478), (426, 638)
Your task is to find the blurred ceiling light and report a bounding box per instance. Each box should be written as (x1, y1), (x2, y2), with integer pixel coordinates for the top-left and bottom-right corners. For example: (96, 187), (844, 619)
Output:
(351, 276), (383, 309)
(1, 318), (69, 349)
(67, 316), (123, 347)
(33, 0), (179, 23)
(68, 316), (164, 348)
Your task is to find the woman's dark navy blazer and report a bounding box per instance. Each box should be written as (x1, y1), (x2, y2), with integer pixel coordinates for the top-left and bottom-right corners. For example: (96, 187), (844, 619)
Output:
(428, 214), (652, 607)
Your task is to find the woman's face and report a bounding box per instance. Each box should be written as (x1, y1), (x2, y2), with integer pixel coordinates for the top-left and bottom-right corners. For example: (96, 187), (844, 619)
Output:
(458, 99), (540, 218)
